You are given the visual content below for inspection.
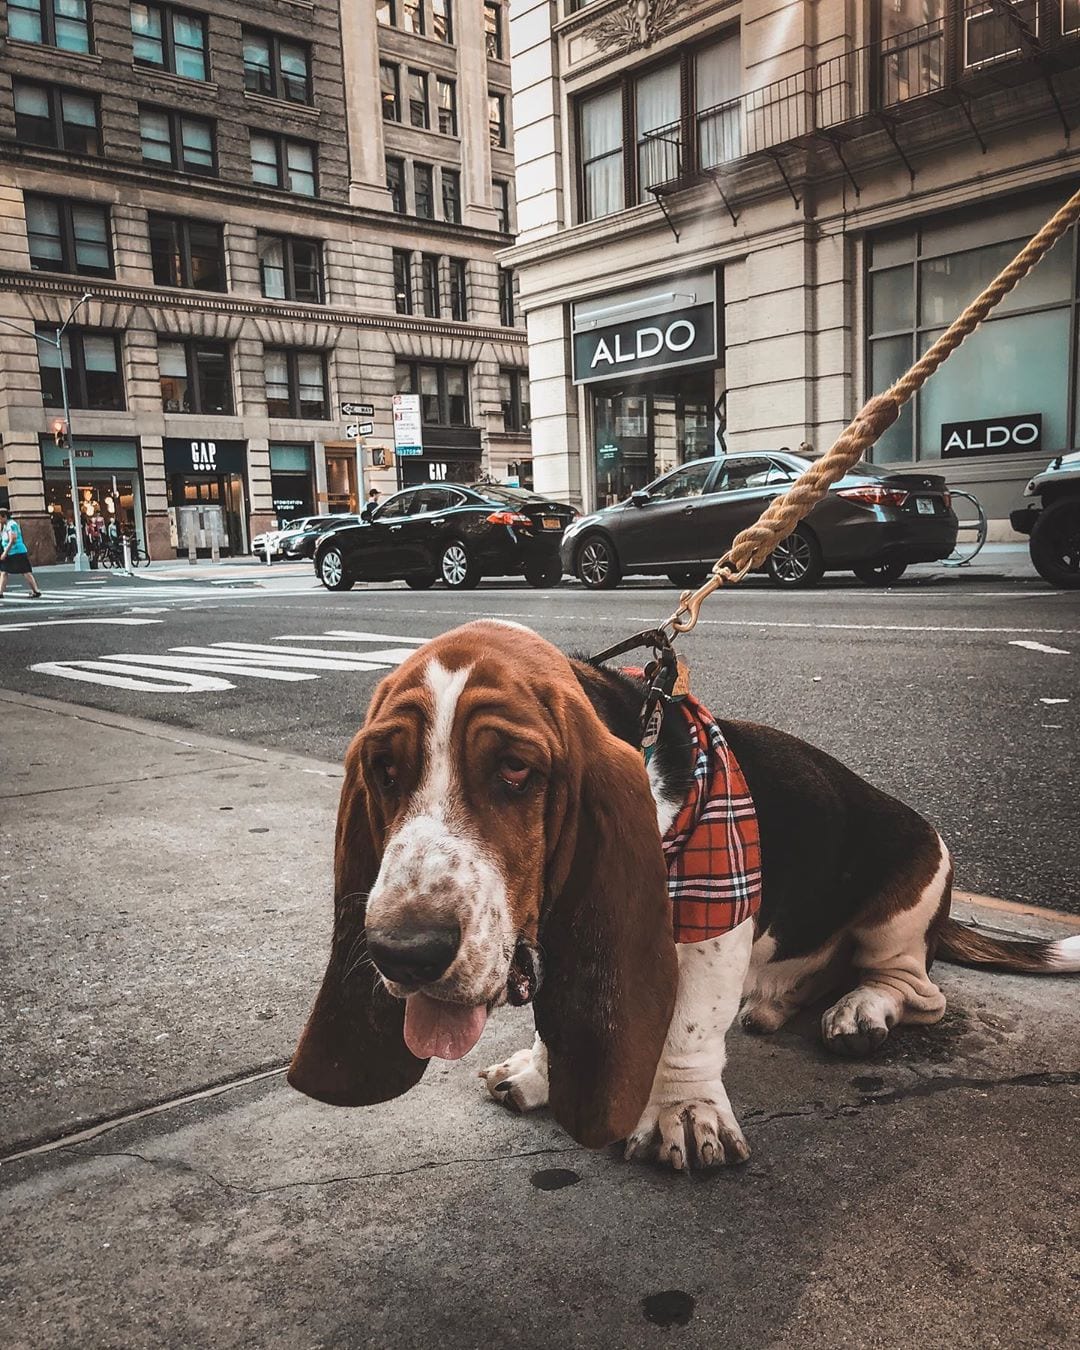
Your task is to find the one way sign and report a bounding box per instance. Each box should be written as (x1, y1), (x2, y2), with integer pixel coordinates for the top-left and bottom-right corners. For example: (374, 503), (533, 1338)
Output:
(346, 421), (375, 438)
(341, 401), (374, 418)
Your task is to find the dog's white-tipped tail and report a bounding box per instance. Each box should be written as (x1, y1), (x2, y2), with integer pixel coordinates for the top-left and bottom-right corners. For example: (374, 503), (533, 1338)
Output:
(938, 918), (1080, 975)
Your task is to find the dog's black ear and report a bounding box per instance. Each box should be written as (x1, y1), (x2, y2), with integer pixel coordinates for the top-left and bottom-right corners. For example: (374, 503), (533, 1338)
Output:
(288, 739), (428, 1105)
(535, 706), (677, 1148)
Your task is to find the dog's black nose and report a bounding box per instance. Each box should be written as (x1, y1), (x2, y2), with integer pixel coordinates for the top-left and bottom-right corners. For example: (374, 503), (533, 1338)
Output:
(367, 924), (461, 986)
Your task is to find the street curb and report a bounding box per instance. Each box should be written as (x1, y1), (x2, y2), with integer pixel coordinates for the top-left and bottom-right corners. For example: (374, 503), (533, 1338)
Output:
(0, 687), (346, 780)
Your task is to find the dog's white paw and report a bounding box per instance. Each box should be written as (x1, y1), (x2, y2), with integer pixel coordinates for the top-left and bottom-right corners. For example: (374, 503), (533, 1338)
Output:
(478, 1042), (549, 1113)
(625, 1097), (750, 1171)
(821, 986), (898, 1057)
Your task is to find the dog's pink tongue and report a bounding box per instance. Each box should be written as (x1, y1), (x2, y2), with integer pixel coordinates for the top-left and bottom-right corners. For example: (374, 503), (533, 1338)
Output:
(403, 993), (488, 1060)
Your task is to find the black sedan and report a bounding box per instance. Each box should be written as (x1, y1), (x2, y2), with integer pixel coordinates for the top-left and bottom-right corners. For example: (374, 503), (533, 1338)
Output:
(561, 451), (958, 589)
(313, 483), (577, 591)
(280, 513), (364, 559)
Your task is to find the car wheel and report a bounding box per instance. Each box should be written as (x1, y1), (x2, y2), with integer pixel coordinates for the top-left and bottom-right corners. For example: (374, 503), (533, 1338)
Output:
(852, 559), (908, 585)
(405, 573), (437, 590)
(318, 546), (354, 591)
(524, 557), (563, 588)
(441, 540), (481, 589)
(1029, 498), (1080, 589)
(576, 535), (622, 590)
(767, 527), (825, 588)
(667, 569), (710, 589)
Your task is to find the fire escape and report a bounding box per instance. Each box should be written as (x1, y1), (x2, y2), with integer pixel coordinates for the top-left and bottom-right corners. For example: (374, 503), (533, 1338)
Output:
(641, 0), (1080, 238)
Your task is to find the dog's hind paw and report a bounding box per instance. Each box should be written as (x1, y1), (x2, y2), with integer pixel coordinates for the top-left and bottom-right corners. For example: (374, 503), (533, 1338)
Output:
(625, 1098), (750, 1172)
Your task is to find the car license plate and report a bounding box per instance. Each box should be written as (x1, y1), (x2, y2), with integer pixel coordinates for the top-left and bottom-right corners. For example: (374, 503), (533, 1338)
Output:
(541, 517), (561, 530)
(916, 497), (935, 515)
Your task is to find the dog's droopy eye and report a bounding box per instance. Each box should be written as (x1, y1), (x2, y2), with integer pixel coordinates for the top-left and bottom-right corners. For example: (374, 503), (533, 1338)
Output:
(375, 757), (398, 791)
(498, 757), (532, 792)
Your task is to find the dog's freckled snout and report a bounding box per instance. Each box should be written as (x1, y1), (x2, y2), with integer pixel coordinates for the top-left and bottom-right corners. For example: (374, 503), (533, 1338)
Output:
(367, 923), (461, 987)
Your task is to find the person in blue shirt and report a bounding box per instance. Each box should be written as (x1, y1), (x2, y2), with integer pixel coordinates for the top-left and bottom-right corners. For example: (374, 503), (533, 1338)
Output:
(0, 507), (44, 598)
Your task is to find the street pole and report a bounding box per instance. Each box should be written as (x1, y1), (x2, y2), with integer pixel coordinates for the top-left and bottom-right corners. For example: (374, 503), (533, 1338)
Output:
(56, 340), (90, 571)
(355, 434), (367, 512)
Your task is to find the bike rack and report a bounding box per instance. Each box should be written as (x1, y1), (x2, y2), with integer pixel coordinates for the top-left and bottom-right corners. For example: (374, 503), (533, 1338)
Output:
(943, 489), (988, 566)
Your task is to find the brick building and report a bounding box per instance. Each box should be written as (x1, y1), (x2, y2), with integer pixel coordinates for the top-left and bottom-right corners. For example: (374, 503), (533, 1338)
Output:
(0, 0), (528, 561)
(506, 0), (1080, 533)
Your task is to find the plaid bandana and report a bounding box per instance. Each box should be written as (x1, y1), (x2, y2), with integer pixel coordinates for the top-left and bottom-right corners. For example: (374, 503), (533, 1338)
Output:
(659, 694), (762, 943)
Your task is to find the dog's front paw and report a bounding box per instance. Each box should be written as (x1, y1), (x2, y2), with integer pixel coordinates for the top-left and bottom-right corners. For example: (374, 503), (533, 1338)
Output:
(478, 1042), (548, 1113)
(625, 1098), (750, 1172)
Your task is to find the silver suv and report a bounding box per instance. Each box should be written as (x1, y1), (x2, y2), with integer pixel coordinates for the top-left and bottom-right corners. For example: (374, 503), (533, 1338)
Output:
(1010, 451), (1080, 589)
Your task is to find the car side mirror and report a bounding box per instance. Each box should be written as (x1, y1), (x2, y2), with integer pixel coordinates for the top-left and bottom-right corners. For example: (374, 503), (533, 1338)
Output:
(361, 506), (374, 522)
(630, 491), (650, 507)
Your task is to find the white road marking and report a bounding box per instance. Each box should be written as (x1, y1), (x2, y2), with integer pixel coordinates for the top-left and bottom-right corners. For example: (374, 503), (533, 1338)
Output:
(276, 629), (429, 644)
(29, 661), (235, 692)
(170, 645), (393, 671)
(0, 617), (162, 633)
(72, 654), (316, 682)
(1009, 640), (1070, 655)
(1040, 697), (1071, 704)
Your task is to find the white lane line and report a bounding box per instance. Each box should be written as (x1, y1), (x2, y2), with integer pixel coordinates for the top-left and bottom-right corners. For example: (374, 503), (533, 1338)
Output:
(275, 629), (428, 644)
(697, 619), (1078, 636)
(84, 654), (316, 682)
(0, 617), (162, 633)
(1040, 697), (1071, 704)
(1009, 639), (1070, 655)
(170, 645), (394, 672)
(29, 661), (236, 692)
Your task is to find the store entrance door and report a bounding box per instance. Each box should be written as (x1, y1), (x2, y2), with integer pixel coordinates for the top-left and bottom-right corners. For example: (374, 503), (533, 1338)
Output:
(169, 474), (246, 554)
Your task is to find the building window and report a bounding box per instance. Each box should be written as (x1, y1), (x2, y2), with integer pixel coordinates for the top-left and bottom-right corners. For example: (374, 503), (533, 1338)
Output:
(484, 2), (502, 59)
(264, 349), (328, 419)
(488, 91), (506, 147)
(249, 133), (316, 196)
(381, 62), (400, 121)
(577, 35), (740, 221)
(393, 249), (413, 315)
(38, 326), (124, 410)
(25, 195), (112, 277)
(148, 214), (225, 291)
(866, 207), (1075, 464)
(402, 0), (423, 34)
(500, 368), (530, 432)
(414, 162), (435, 219)
(14, 81), (100, 155)
(376, 0), (393, 22)
(386, 156), (406, 213)
(408, 69), (429, 129)
(432, 0), (452, 42)
(243, 29), (312, 104)
(131, 4), (208, 81)
(498, 266), (515, 326)
(494, 179), (511, 233)
(442, 168), (461, 223)
(9, 0), (91, 52)
(159, 340), (232, 414)
(140, 106), (215, 175)
(395, 362), (469, 426)
(448, 258), (467, 321)
(421, 254), (441, 318)
(258, 234), (323, 303)
(437, 77), (458, 135)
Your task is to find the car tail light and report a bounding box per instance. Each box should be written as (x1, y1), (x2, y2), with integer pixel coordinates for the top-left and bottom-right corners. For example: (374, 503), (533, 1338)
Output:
(487, 510), (531, 526)
(836, 486), (909, 508)
(942, 490), (952, 510)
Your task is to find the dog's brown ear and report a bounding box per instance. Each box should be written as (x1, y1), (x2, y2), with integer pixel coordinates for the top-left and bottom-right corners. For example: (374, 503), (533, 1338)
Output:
(288, 739), (428, 1105)
(535, 710), (677, 1148)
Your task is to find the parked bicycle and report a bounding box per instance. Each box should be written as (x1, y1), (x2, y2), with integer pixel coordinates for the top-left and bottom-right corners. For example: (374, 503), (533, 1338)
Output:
(99, 534), (151, 568)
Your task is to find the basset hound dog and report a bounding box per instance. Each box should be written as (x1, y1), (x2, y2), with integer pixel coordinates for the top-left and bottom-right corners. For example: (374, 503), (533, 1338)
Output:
(288, 621), (1079, 1169)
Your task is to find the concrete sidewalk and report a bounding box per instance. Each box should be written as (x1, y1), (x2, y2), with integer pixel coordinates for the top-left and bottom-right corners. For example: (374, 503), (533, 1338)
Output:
(1, 693), (1077, 1349)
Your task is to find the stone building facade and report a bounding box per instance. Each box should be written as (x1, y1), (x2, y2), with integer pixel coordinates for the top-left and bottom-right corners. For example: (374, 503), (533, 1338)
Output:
(505, 0), (1080, 532)
(0, 0), (527, 562)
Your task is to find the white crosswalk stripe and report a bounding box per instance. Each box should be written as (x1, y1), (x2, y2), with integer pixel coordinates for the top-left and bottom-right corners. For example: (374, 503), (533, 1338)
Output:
(28, 630), (430, 693)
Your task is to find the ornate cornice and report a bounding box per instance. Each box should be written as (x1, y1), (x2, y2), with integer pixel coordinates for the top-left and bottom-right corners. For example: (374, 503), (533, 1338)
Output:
(584, 0), (684, 53)
(0, 271), (528, 345)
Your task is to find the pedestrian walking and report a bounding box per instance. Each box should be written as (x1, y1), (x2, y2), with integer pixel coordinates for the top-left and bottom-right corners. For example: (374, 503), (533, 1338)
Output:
(0, 507), (44, 599)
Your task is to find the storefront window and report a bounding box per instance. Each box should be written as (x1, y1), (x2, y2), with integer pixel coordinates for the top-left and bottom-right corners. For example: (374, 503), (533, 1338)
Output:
(868, 205), (1077, 463)
(592, 370), (715, 505)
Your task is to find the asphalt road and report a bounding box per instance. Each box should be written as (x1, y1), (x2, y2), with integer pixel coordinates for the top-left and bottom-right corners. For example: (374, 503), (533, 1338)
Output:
(2, 565), (1078, 911)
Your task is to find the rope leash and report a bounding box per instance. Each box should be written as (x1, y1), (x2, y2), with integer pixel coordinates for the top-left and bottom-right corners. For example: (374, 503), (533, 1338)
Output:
(656, 183), (1080, 638)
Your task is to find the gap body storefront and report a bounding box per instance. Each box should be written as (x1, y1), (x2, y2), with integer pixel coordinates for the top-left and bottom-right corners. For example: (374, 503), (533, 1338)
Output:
(164, 438), (248, 556)
(572, 271), (723, 508)
(40, 437), (146, 549)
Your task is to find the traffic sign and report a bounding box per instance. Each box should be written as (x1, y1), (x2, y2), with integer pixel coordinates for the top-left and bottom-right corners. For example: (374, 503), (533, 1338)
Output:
(341, 401), (374, 418)
(346, 421), (375, 438)
(395, 446), (423, 456)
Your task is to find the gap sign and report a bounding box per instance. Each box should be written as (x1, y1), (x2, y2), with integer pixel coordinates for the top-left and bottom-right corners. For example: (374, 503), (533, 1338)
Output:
(940, 413), (1042, 458)
(572, 302), (716, 385)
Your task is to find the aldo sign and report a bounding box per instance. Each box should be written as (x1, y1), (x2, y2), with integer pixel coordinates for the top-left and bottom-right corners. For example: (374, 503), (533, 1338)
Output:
(573, 303), (716, 385)
(940, 413), (1042, 458)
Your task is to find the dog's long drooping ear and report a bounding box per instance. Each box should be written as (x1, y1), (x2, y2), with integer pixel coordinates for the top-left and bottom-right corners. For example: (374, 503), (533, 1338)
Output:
(287, 737), (428, 1106)
(535, 704), (678, 1148)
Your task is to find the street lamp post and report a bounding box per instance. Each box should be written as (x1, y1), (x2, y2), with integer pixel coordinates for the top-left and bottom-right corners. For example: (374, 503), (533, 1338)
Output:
(0, 291), (94, 571)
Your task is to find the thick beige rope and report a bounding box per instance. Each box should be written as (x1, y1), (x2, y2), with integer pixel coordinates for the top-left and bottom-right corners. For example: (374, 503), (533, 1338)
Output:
(667, 183), (1080, 635)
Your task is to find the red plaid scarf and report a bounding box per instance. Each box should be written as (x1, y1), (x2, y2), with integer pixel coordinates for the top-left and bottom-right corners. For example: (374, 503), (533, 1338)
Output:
(659, 694), (762, 943)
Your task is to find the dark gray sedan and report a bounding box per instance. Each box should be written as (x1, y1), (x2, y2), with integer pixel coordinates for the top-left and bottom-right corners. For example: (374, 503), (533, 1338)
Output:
(560, 451), (958, 589)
